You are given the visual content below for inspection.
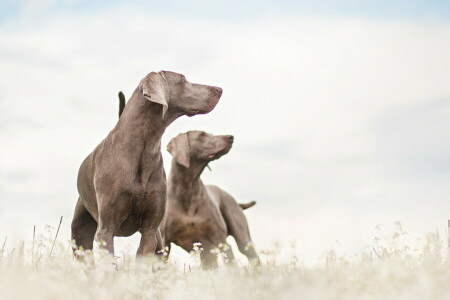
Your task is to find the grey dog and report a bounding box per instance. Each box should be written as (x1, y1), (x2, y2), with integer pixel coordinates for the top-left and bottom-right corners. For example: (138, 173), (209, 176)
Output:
(71, 71), (222, 257)
(161, 131), (260, 268)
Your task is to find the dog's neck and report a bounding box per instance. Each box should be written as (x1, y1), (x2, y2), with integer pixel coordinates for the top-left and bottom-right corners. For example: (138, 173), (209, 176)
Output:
(113, 87), (181, 187)
(168, 159), (208, 211)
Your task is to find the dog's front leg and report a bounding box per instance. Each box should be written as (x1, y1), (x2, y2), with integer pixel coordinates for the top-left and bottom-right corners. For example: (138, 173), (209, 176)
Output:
(95, 223), (115, 254)
(95, 193), (129, 255)
(200, 247), (219, 269)
(137, 228), (158, 257)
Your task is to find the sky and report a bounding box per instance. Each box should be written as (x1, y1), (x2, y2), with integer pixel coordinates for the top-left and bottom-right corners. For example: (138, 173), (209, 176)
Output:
(0, 0), (449, 264)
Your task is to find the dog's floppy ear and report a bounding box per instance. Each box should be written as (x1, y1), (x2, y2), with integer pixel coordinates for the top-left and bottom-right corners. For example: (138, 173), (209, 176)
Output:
(167, 133), (190, 168)
(140, 72), (168, 118)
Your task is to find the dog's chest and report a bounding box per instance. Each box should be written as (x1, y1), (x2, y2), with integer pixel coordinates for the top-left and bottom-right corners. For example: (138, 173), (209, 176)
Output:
(168, 214), (216, 250)
(115, 189), (165, 236)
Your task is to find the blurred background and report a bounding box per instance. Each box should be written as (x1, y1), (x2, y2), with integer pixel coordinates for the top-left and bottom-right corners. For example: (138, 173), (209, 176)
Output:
(0, 0), (449, 265)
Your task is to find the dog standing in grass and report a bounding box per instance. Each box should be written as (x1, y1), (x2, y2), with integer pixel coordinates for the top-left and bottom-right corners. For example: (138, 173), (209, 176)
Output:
(161, 131), (260, 268)
(71, 71), (222, 257)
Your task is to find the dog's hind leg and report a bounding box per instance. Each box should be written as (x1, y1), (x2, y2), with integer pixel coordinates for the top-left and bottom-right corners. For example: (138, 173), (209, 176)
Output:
(71, 197), (97, 252)
(219, 193), (260, 265)
(223, 242), (236, 265)
(226, 217), (259, 266)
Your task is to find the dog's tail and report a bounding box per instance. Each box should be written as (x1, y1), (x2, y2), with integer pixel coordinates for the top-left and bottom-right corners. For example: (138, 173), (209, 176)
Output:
(239, 201), (256, 210)
(118, 91), (126, 118)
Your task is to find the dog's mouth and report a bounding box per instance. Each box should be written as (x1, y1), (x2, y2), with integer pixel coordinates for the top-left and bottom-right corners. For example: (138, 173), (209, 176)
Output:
(186, 109), (201, 117)
(186, 98), (219, 117)
(186, 109), (210, 117)
(205, 146), (232, 161)
(206, 152), (219, 160)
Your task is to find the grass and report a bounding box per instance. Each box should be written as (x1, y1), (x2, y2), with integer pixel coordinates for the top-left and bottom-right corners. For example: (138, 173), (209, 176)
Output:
(1, 224), (450, 300)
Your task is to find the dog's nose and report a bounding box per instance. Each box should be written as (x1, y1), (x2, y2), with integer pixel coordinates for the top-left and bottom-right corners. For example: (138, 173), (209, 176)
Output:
(215, 87), (223, 96)
(227, 135), (234, 142)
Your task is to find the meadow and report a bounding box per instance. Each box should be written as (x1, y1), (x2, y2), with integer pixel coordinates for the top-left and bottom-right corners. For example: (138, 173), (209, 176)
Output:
(1, 223), (450, 300)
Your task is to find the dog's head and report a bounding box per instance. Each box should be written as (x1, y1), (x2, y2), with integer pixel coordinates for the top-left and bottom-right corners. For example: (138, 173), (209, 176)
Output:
(167, 131), (234, 168)
(139, 71), (222, 118)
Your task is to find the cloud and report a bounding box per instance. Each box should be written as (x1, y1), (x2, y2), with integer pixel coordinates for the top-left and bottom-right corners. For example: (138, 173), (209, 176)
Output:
(0, 9), (449, 262)
(372, 99), (450, 177)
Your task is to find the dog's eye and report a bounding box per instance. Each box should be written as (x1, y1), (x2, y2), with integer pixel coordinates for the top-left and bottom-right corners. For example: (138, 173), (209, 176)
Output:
(200, 132), (207, 138)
